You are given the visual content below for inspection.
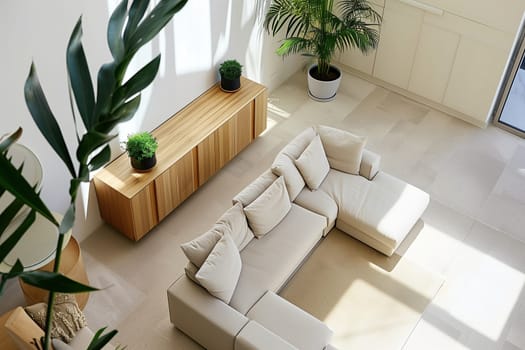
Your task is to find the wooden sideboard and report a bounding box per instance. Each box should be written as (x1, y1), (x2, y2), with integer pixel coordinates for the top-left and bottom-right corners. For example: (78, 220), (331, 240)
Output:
(93, 78), (267, 241)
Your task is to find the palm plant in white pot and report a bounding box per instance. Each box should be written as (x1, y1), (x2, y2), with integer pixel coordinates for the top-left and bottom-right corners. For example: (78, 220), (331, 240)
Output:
(264, 0), (382, 101)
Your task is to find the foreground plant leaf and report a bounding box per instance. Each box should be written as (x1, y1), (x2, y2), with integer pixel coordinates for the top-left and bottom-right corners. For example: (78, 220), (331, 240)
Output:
(19, 271), (99, 293)
(24, 64), (76, 177)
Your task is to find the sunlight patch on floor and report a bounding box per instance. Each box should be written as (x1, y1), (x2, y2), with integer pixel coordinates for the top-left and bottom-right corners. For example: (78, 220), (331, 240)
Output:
(434, 242), (525, 341)
(268, 102), (292, 119)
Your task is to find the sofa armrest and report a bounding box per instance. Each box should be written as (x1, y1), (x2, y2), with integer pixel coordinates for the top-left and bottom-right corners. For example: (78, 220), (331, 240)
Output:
(167, 274), (249, 350)
(4, 306), (45, 350)
(235, 320), (298, 350)
(359, 149), (381, 180)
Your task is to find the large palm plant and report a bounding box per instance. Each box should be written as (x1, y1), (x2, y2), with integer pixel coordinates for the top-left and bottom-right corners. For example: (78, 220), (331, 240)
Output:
(0, 0), (187, 349)
(264, 0), (382, 81)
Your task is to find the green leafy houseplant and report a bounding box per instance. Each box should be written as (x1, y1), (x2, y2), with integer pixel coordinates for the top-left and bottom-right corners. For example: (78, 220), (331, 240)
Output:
(123, 132), (158, 171)
(0, 0), (188, 349)
(264, 0), (382, 81)
(219, 59), (243, 92)
(219, 60), (243, 80)
(124, 132), (158, 160)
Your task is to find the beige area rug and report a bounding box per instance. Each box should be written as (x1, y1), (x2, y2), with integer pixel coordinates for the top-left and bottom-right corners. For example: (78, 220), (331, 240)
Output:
(280, 229), (444, 350)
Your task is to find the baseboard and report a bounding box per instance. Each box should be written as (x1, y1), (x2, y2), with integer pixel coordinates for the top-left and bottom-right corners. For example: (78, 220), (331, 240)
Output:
(337, 63), (489, 129)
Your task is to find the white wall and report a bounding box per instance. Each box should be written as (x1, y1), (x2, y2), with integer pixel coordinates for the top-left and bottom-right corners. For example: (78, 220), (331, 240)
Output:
(0, 0), (302, 241)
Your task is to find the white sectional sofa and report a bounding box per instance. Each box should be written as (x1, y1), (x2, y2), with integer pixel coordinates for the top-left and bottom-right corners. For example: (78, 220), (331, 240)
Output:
(168, 126), (429, 349)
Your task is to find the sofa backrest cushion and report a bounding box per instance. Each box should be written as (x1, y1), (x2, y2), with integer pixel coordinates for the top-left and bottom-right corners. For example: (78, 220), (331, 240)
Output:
(271, 153), (305, 201)
(316, 125), (366, 175)
(244, 177), (292, 237)
(279, 127), (316, 160)
(195, 233), (242, 303)
(216, 202), (255, 251)
(181, 228), (223, 268)
(184, 261), (200, 284)
(233, 169), (278, 207)
(294, 135), (330, 190)
(181, 203), (254, 267)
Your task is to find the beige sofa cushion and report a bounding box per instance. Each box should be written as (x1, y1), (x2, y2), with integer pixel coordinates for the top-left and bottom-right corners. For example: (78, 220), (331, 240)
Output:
(181, 228), (222, 268)
(294, 135), (330, 190)
(244, 177), (291, 237)
(279, 127), (316, 159)
(181, 203), (254, 268)
(294, 187), (338, 236)
(359, 149), (381, 180)
(216, 202), (254, 250)
(271, 153), (305, 201)
(233, 169), (278, 207)
(230, 204), (325, 314)
(196, 233), (242, 303)
(316, 125), (366, 175)
(320, 169), (371, 227)
(247, 291), (333, 350)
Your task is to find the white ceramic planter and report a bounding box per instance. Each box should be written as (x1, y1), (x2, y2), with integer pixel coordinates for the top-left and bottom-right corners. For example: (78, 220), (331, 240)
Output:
(307, 64), (342, 102)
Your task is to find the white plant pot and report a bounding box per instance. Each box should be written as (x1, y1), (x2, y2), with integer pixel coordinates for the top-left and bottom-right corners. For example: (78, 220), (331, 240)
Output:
(307, 64), (342, 102)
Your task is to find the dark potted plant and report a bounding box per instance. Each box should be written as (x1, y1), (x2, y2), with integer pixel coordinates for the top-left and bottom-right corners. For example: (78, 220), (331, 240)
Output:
(123, 132), (158, 172)
(219, 59), (243, 92)
(264, 0), (382, 102)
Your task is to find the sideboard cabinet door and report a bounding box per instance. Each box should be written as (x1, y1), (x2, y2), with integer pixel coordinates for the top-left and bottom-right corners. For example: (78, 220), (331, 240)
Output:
(155, 150), (197, 221)
(198, 102), (253, 185)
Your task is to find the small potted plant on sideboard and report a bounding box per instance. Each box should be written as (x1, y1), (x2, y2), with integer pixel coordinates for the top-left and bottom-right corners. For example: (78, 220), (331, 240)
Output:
(219, 59), (243, 92)
(123, 132), (158, 172)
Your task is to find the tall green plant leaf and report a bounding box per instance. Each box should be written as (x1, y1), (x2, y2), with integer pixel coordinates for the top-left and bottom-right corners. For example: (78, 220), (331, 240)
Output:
(58, 203), (76, 235)
(108, 0), (128, 60)
(0, 154), (56, 225)
(67, 17), (96, 130)
(0, 197), (26, 236)
(87, 327), (119, 350)
(124, 0), (151, 43)
(20, 270), (99, 293)
(94, 62), (117, 120)
(89, 145), (111, 171)
(0, 260), (24, 294)
(110, 95), (141, 122)
(0, 209), (36, 263)
(24, 64), (76, 177)
(127, 0), (188, 54)
(113, 54), (160, 105)
(76, 131), (115, 165)
(94, 97), (140, 134)
(0, 127), (22, 151)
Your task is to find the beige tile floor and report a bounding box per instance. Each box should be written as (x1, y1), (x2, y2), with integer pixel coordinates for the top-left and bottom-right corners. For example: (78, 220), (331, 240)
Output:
(2, 69), (525, 349)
